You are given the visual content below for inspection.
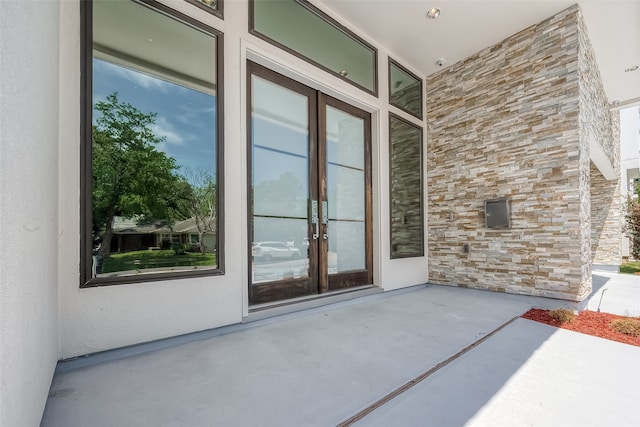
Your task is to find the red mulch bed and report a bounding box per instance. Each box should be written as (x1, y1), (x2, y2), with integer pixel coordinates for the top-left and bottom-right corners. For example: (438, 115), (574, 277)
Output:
(522, 309), (640, 347)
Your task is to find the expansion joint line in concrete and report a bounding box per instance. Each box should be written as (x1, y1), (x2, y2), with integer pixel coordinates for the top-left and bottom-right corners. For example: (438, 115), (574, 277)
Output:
(336, 315), (521, 427)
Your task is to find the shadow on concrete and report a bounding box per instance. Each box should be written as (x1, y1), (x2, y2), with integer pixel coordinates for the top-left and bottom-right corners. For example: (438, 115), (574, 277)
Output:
(350, 318), (558, 426)
(584, 271), (640, 316)
(351, 276), (640, 426)
(356, 319), (640, 427)
(352, 316), (640, 426)
(591, 273), (611, 296)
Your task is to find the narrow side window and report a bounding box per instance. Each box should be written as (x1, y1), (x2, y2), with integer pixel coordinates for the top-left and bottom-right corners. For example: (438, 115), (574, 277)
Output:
(389, 113), (424, 258)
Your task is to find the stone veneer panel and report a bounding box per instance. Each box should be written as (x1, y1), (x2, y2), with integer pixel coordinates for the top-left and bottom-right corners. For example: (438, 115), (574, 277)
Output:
(578, 13), (619, 172)
(426, 6), (592, 301)
(579, 12), (621, 269)
(591, 162), (621, 266)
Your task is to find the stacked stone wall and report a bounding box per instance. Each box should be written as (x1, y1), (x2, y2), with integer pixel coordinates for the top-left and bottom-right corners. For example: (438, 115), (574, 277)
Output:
(578, 14), (619, 172)
(591, 162), (621, 266)
(579, 13), (621, 269)
(426, 6), (590, 300)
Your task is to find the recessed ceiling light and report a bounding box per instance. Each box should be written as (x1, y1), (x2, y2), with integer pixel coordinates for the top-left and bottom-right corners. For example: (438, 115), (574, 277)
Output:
(625, 65), (639, 72)
(426, 7), (441, 19)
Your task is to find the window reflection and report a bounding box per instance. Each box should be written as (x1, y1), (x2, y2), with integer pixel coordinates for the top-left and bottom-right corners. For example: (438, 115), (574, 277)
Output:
(390, 114), (424, 258)
(197, 0), (217, 10)
(250, 75), (310, 283)
(186, 0), (221, 16)
(90, 0), (219, 279)
(252, 0), (377, 94)
(326, 106), (366, 273)
(389, 60), (423, 119)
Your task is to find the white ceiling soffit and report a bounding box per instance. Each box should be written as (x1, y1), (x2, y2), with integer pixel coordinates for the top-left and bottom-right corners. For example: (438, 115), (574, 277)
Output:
(319, 0), (640, 106)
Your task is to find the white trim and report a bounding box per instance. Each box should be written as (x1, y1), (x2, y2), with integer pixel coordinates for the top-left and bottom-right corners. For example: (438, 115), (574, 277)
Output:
(239, 40), (250, 318)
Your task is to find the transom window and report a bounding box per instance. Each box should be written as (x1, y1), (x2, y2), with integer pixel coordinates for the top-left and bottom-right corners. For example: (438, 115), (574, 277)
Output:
(185, 0), (224, 19)
(250, 0), (378, 96)
(389, 58), (423, 119)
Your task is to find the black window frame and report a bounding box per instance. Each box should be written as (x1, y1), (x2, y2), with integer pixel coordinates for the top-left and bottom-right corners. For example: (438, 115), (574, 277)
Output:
(389, 112), (424, 259)
(388, 57), (423, 120)
(249, 0), (379, 97)
(80, 0), (225, 288)
(184, 0), (224, 20)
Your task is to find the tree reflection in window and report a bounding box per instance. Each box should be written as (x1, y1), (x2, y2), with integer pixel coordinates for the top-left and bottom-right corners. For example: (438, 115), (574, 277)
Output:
(91, 72), (219, 277)
(85, 0), (222, 284)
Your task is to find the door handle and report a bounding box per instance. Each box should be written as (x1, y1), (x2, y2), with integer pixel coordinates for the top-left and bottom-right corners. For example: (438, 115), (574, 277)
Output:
(311, 199), (319, 239)
(321, 201), (328, 224)
(321, 200), (328, 240)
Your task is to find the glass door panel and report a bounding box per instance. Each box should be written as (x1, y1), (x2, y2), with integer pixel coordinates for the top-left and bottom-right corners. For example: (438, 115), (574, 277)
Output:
(249, 69), (317, 304)
(248, 63), (372, 305)
(327, 221), (366, 272)
(320, 96), (372, 292)
(326, 107), (365, 169)
(326, 107), (366, 273)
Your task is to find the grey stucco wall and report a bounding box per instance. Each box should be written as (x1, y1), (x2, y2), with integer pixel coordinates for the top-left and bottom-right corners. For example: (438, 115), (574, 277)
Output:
(0, 1), (60, 426)
(426, 6), (596, 300)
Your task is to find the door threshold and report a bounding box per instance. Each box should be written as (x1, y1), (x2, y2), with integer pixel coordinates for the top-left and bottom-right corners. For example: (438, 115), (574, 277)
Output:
(245, 285), (381, 323)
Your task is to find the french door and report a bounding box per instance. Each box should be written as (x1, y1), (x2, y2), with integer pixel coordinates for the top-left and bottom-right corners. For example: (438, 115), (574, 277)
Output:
(248, 62), (372, 305)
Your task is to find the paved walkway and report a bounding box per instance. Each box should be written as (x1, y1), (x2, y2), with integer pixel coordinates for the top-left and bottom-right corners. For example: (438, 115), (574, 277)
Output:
(41, 276), (640, 426)
(585, 270), (640, 316)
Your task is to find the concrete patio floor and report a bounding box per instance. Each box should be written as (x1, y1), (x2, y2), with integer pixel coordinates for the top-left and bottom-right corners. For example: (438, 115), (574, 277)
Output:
(41, 275), (640, 427)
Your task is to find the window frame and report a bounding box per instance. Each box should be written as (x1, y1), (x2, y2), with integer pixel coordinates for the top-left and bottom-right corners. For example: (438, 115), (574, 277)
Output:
(388, 57), (423, 120)
(80, 0), (225, 288)
(248, 0), (379, 97)
(184, 0), (224, 20)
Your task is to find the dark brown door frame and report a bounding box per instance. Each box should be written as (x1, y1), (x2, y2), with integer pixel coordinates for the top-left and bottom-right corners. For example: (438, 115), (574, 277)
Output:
(247, 61), (373, 305)
(318, 94), (373, 292)
(247, 61), (319, 305)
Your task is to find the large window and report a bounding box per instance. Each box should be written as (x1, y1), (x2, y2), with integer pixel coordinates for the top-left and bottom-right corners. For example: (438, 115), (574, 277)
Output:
(81, 0), (224, 287)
